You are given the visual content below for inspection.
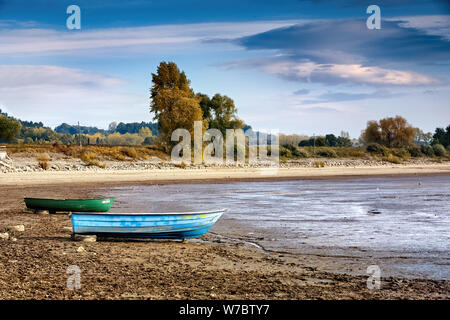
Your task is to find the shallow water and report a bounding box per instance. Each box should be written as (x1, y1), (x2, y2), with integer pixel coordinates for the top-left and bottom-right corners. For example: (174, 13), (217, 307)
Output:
(104, 175), (450, 280)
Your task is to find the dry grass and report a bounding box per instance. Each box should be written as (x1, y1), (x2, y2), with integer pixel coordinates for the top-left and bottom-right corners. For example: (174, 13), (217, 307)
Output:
(38, 161), (49, 170)
(4, 144), (169, 162)
(314, 161), (326, 168)
(80, 152), (106, 168)
(174, 162), (188, 168)
(121, 147), (138, 159)
(382, 154), (402, 164)
(35, 153), (51, 162)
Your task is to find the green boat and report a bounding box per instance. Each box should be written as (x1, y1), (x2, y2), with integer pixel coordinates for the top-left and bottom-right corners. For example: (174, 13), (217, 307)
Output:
(24, 197), (114, 213)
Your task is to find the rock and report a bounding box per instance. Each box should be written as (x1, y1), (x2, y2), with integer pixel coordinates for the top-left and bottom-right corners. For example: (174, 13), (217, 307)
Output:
(35, 210), (49, 215)
(62, 226), (73, 232)
(9, 225), (25, 232)
(73, 234), (96, 242)
(77, 246), (86, 253)
(11, 237), (17, 242)
(0, 232), (9, 240)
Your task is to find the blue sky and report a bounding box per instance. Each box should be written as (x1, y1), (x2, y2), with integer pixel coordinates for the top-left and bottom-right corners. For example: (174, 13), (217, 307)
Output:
(0, 0), (449, 137)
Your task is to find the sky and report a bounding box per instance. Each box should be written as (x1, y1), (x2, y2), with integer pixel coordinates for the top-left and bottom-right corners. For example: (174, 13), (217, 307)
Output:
(0, 0), (449, 138)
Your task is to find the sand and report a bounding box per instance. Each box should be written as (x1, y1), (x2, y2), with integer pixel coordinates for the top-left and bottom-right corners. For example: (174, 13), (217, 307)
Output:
(0, 165), (449, 299)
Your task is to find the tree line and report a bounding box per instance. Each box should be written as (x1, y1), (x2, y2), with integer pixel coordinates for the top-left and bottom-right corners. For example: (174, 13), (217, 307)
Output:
(0, 109), (158, 145)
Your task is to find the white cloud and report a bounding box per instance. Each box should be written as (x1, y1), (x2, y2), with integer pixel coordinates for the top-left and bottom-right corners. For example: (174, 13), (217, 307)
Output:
(230, 59), (440, 86)
(389, 15), (450, 40)
(0, 65), (123, 88)
(0, 20), (302, 56)
(0, 65), (147, 128)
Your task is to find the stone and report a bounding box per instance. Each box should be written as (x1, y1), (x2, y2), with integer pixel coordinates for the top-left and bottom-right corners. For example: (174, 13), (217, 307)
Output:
(76, 246), (86, 253)
(72, 234), (96, 242)
(36, 210), (49, 215)
(9, 225), (25, 232)
(62, 226), (73, 232)
(0, 232), (9, 240)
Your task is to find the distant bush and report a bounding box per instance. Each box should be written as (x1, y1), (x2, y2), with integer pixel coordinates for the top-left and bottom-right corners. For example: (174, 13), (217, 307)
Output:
(23, 137), (34, 144)
(382, 154), (402, 164)
(432, 144), (446, 157)
(316, 147), (337, 158)
(142, 136), (157, 145)
(282, 144), (309, 158)
(344, 149), (367, 158)
(421, 144), (434, 157)
(279, 146), (292, 158)
(408, 145), (422, 157)
(121, 147), (138, 159)
(314, 161), (325, 168)
(80, 152), (106, 168)
(391, 148), (411, 161)
(367, 143), (388, 156)
(292, 147), (309, 158)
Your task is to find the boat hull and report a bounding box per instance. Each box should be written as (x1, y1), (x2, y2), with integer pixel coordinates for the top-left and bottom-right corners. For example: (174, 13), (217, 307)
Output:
(70, 209), (226, 239)
(24, 198), (114, 213)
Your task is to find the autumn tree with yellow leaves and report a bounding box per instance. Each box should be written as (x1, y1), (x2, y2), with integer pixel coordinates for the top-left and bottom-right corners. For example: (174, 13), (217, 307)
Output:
(150, 62), (205, 150)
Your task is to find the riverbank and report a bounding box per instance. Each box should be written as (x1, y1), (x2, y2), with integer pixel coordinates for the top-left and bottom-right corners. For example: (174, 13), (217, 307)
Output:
(1, 161), (450, 186)
(0, 182), (449, 299)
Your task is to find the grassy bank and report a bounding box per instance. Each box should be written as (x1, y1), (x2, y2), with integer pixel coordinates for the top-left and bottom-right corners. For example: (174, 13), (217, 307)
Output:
(3, 144), (169, 168)
(279, 144), (450, 163)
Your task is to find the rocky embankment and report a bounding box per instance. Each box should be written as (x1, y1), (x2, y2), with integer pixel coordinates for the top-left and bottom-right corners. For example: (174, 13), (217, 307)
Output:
(0, 152), (446, 174)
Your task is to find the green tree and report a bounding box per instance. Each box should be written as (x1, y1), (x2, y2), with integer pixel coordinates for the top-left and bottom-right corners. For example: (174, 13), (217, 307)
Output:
(196, 93), (212, 122)
(336, 136), (352, 147)
(208, 94), (244, 135)
(0, 115), (22, 141)
(432, 125), (450, 147)
(325, 134), (337, 146)
(433, 144), (446, 156)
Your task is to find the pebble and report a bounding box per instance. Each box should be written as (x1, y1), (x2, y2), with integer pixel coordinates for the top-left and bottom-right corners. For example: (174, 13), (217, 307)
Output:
(73, 234), (97, 242)
(9, 225), (25, 232)
(77, 246), (86, 253)
(0, 232), (9, 240)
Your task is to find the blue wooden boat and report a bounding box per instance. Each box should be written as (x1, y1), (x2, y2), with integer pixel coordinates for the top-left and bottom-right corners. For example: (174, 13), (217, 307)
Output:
(70, 209), (226, 239)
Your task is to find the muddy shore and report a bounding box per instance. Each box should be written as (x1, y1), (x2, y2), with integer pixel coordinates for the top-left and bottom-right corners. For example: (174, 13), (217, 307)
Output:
(0, 183), (448, 300)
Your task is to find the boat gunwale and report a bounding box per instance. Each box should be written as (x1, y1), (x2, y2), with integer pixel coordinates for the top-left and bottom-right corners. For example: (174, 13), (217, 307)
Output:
(24, 197), (114, 202)
(71, 208), (228, 216)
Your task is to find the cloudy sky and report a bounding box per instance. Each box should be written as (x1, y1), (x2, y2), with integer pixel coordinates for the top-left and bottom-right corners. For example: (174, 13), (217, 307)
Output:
(0, 0), (449, 137)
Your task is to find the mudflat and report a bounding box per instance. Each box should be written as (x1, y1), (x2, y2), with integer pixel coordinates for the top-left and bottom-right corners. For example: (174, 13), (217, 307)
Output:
(0, 182), (448, 299)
